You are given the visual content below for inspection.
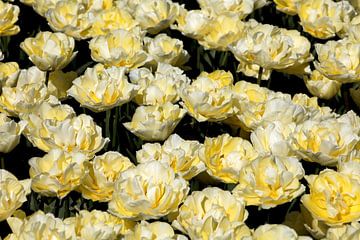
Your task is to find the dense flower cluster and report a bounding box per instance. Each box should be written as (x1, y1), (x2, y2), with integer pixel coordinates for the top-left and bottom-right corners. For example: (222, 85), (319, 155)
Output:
(1, 0), (360, 239)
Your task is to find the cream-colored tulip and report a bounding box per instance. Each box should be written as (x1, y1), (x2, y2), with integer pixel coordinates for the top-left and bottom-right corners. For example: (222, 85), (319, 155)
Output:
(79, 151), (134, 202)
(145, 34), (189, 67)
(32, 0), (60, 17)
(171, 9), (212, 40)
(337, 110), (360, 136)
(124, 221), (187, 240)
(324, 222), (360, 240)
(297, 0), (355, 39)
(227, 80), (272, 129)
(200, 133), (258, 183)
(291, 93), (336, 122)
(90, 7), (138, 37)
(20, 99), (76, 144)
(180, 70), (235, 122)
(172, 187), (250, 240)
(123, 103), (186, 141)
(252, 224), (312, 240)
(315, 39), (360, 83)
(134, 0), (181, 34)
(130, 63), (190, 106)
(20, 31), (77, 71)
(64, 210), (135, 239)
(301, 169), (360, 225)
(198, 0), (256, 18)
(47, 70), (77, 101)
(0, 170), (31, 222)
(67, 64), (138, 112)
(0, 66), (50, 117)
(304, 70), (341, 100)
(290, 118), (359, 166)
(273, 0), (301, 15)
(29, 149), (88, 198)
(232, 155), (305, 209)
(6, 211), (76, 239)
(24, 113), (109, 158)
(250, 121), (297, 158)
(46, 0), (93, 40)
(137, 134), (205, 180)
(232, 86), (306, 131)
(0, 0), (20, 36)
(0, 113), (26, 153)
(109, 161), (189, 220)
(0, 62), (19, 87)
(89, 28), (149, 69)
(199, 13), (245, 51)
(229, 20), (312, 73)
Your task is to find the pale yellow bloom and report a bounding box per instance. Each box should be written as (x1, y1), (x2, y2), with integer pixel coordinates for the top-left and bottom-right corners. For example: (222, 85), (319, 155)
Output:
(229, 20), (312, 73)
(250, 121), (297, 158)
(171, 8), (212, 40)
(324, 222), (360, 240)
(304, 70), (341, 100)
(0, 62), (20, 87)
(89, 28), (149, 69)
(29, 149), (88, 198)
(32, 0), (60, 17)
(273, 0), (301, 15)
(134, 0), (181, 34)
(67, 64), (138, 112)
(46, 0), (93, 40)
(6, 210), (76, 239)
(301, 169), (360, 225)
(123, 103), (186, 141)
(64, 210), (135, 239)
(252, 224), (312, 240)
(24, 113), (109, 158)
(79, 151), (134, 202)
(297, 0), (355, 39)
(291, 93), (336, 122)
(108, 161), (189, 220)
(129, 63), (190, 106)
(231, 84), (306, 131)
(90, 7), (138, 37)
(200, 133), (258, 183)
(0, 66), (50, 117)
(0, 0), (20, 36)
(20, 31), (77, 71)
(172, 187), (250, 240)
(137, 134), (205, 180)
(232, 155), (305, 209)
(197, 0), (257, 18)
(20, 100), (76, 147)
(145, 34), (189, 67)
(124, 221), (187, 240)
(290, 118), (359, 166)
(48, 70), (77, 101)
(199, 13), (245, 51)
(227, 80), (272, 129)
(0, 113), (26, 153)
(315, 39), (360, 83)
(180, 70), (235, 122)
(0, 170), (31, 221)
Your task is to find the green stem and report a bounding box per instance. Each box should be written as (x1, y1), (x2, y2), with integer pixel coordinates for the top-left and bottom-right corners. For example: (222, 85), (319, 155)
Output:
(112, 106), (120, 149)
(105, 109), (111, 149)
(257, 67), (263, 86)
(0, 154), (4, 169)
(341, 83), (352, 113)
